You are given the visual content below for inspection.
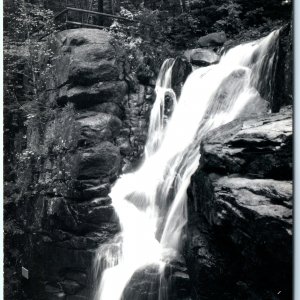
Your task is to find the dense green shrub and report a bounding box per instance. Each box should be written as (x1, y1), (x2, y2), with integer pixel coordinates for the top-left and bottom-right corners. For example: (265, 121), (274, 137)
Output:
(112, 0), (291, 50)
(4, 0), (57, 130)
(212, 1), (243, 34)
(4, 0), (59, 184)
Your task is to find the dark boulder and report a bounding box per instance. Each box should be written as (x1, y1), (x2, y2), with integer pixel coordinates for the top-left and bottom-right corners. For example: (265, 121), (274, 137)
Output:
(91, 102), (124, 119)
(78, 204), (118, 225)
(69, 59), (119, 85)
(45, 197), (79, 232)
(76, 112), (122, 146)
(136, 64), (156, 86)
(123, 260), (191, 300)
(171, 57), (193, 98)
(28, 244), (95, 300)
(78, 142), (121, 180)
(64, 271), (87, 286)
(81, 184), (111, 201)
(200, 109), (292, 179)
(273, 23), (293, 112)
(192, 173), (292, 251)
(50, 29), (119, 88)
(45, 284), (66, 299)
(184, 48), (220, 66)
(186, 109), (293, 299)
(61, 280), (82, 295)
(197, 31), (227, 47)
(58, 81), (128, 109)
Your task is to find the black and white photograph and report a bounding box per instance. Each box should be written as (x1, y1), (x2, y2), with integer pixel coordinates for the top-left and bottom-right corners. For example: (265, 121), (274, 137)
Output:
(2, 0), (295, 299)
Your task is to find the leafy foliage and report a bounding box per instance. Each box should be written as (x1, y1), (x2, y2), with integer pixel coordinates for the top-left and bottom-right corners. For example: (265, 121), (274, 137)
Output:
(4, 0), (61, 192)
(4, 0), (58, 136)
(111, 6), (202, 52)
(4, 0), (55, 42)
(212, 1), (243, 33)
(109, 7), (177, 76)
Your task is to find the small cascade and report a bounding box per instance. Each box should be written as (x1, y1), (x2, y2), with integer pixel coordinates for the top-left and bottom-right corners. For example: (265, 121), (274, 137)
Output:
(93, 29), (280, 300)
(145, 58), (177, 158)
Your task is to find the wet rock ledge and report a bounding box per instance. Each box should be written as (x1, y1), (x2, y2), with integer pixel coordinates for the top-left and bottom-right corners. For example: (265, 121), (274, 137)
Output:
(186, 108), (292, 299)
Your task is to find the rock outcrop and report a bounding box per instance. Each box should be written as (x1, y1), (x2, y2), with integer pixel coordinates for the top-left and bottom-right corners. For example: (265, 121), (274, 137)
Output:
(184, 48), (220, 67)
(186, 108), (293, 299)
(197, 31), (227, 47)
(171, 57), (193, 98)
(11, 28), (156, 300)
(123, 258), (192, 300)
(273, 23), (293, 111)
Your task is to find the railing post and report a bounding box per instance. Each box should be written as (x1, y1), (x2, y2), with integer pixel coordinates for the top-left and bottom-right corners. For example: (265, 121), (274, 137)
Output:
(65, 0), (68, 29)
(98, 0), (104, 26)
(66, 7), (68, 29)
(86, 0), (93, 24)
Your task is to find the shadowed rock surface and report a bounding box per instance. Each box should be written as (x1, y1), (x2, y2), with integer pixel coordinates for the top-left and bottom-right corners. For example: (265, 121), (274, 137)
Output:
(186, 108), (293, 299)
(197, 31), (227, 47)
(184, 48), (220, 67)
(170, 57), (193, 98)
(123, 259), (192, 300)
(5, 28), (159, 300)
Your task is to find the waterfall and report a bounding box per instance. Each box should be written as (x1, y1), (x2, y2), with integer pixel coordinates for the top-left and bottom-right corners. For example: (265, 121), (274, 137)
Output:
(93, 29), (280, 300)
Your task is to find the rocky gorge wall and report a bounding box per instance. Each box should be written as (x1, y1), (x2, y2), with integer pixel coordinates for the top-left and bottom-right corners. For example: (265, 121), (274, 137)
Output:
(4, 13), (293, 300)
(186, 108), (293, 299)
(6, 28), (158, 300)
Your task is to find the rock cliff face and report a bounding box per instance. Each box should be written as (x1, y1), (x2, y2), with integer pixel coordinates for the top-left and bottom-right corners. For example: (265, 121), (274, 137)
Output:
(11, 28), (156, 300)
(186, 108), (293, 299)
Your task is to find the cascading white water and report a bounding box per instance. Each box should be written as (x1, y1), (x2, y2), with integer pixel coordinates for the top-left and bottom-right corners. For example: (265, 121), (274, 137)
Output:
(93, 29), (280, 300)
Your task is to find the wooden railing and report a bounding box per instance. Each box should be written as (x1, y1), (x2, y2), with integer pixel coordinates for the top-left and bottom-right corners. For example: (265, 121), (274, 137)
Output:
(54, 6), (139, 30)
(29, 2), (151, 41)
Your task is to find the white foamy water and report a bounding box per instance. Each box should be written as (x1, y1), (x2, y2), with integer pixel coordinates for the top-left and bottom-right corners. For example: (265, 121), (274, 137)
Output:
(93, 30), (280, 300)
